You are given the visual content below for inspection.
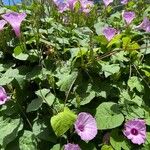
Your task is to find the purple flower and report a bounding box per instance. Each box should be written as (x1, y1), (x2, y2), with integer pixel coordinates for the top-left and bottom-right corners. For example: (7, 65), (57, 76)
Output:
(74, 112), (98, 141)
(53, 0), (77, 12)
(0, 20), (7, 31)
(53, 0), (69, 12)
(80, 0), (94, 13)
(102, 27), (117, 41)
(0, 86), (10, 105)
(121, 0), (129, 4)
(102, 0), (113, 7)
(53, 0), (93, 13)
(136, 17), (150, 32)
(122, 11), (135, 25)
(2, 12), (26, 37)
(64, 143), (81, 150)
(123, 119), (146, 145)
(68, 0), (78, 10)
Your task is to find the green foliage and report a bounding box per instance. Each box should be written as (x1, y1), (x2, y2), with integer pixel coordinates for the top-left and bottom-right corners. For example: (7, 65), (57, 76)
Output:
(0, 0), (150, 149)
(51, 107), (77, 136)
(13, 45), (29, 61)
(51, 144), (62, 150)
(128, 76), (144, 92)
(96, 102), (124, 129)
(110, 129), (131, 150)
(56, 70), (78, 92)
(19, 131), (38, 150)
(0, 117), (23, 148)
(101, 63), (120, 77)
(33, 119), (57, 143)
(101, 145), (114, 150)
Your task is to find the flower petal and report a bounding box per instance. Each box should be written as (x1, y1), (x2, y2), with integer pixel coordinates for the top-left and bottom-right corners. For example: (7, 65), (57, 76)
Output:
(0, 19), (7, 31)
(74, 112), (98, 141)
(123, 119), (146, 145)
(2, 12), (26, 37)
(64, 143), (81, 150)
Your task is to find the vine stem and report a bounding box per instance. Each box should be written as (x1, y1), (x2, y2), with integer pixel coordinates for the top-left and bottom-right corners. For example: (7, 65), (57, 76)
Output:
(96, 46), (150, 61)
(64, 76), (77, 107)
(16, 100), (33, 130)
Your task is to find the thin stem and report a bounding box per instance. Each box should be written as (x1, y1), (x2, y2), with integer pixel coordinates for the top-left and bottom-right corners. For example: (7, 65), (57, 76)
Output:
(64, 76), (77, 107)
(129, 64), (132, 78)
(16, 100), (32, 129)
(97, 50), (121, 60)
(96, 46), (150, 61)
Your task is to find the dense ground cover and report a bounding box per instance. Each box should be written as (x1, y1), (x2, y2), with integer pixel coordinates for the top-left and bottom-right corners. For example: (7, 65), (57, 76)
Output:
(0, 0), (150, 149)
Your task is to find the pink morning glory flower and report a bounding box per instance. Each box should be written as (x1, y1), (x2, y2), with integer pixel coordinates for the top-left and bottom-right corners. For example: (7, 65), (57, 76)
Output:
(137, 17), (150, 32)
(0, 86), (10, 105)
(102, 0), (113, 7)
(123, 119), (146, 145)
(74, 112), (98, 141)
(102, 27), (117, 41)
(121, 0), (129, 4)
(0, 20), (7, 31)
(80, 0), (94, 13)
(2, 12), (26, 37)
(64, 143), (81, 150)
(122, 11), (135, 25)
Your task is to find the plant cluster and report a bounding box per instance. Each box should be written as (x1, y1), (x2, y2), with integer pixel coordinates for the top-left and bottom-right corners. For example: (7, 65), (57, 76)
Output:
(0, 0), (150, 149)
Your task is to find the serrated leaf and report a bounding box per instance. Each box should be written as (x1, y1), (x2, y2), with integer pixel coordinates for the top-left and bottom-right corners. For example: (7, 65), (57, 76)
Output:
(95, 102), (124, 129)
(19, 131), (37, 150)
(51, 107), (77, 136)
